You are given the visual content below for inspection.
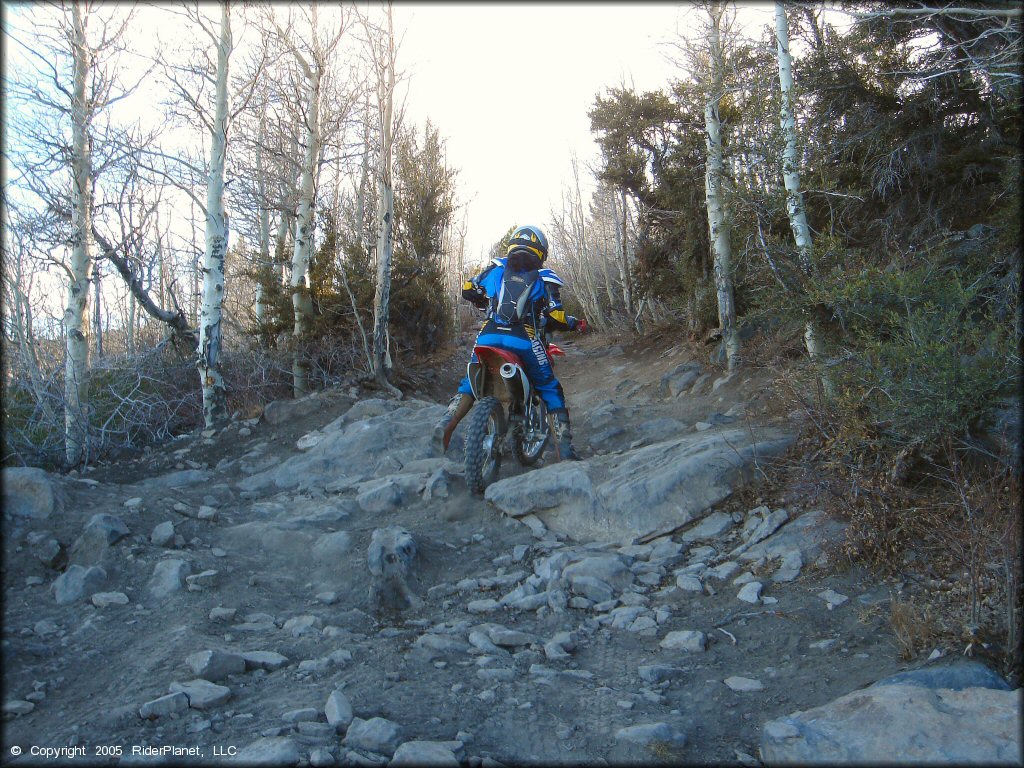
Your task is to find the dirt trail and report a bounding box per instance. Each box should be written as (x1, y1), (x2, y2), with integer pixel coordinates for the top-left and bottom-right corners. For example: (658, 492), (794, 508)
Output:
(2, 333), (916, 766)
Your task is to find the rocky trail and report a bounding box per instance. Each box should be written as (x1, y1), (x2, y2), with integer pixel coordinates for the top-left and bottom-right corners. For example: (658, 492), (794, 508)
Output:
(3, 333), (1019, 766)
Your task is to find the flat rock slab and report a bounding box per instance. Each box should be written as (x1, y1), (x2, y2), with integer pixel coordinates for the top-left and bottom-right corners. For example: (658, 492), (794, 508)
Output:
(237, 399), (441, 493)
(169, 679), (231, 709)
(227, 737), (300, 765)
(760, 682), (1021, 764)
(391, 741), (461, 766)
(485, 426), (794, 543)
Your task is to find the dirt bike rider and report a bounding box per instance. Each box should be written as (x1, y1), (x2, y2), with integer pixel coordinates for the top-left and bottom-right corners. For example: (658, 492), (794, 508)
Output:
(437, 224), (588, 461)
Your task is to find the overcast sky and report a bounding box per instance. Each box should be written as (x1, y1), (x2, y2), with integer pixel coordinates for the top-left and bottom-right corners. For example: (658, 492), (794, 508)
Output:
(395, 4), (691, 264)
(394, 3), (778, 264)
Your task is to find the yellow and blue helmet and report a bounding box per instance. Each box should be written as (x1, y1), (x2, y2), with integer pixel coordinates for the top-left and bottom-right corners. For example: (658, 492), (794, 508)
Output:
(506, 225), (549, 263)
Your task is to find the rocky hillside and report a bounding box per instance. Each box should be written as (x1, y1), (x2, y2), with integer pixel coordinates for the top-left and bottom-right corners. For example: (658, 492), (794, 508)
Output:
(2, 334), (1019, 766)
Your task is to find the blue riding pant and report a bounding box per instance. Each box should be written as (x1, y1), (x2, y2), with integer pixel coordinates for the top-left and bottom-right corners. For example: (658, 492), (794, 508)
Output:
(457, 321), (566, 411)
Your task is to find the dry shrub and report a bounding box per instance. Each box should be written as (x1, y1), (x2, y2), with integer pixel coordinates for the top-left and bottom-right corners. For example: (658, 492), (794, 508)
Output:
(890, 597), (937, 660)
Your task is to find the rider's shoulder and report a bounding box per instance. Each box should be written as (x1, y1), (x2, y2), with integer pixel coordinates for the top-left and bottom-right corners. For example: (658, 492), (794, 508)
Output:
(538, 268), (564, 286)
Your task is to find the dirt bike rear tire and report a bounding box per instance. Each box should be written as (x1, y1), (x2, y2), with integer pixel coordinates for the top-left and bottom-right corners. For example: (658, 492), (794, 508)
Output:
(464, 396), (505, 495)
(513, 398), (549, 466)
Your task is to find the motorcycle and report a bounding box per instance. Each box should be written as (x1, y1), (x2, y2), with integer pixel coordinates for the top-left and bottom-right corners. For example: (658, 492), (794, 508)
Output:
(462, 341), (566, 495)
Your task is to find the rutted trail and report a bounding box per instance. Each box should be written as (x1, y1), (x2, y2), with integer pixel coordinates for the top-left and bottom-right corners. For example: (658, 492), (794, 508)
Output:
(2, 334), (1018, 766)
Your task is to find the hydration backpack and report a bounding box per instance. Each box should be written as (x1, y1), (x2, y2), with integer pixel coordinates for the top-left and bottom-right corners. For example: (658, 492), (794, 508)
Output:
(494, 269), (539, 326)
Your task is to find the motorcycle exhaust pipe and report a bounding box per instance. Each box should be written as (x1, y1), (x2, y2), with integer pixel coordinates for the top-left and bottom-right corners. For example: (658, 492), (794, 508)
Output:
(499, 363), (517, 379)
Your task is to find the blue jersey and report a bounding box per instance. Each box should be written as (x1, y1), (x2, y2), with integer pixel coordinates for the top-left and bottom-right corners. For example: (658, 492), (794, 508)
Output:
(461, 257), (577, 332)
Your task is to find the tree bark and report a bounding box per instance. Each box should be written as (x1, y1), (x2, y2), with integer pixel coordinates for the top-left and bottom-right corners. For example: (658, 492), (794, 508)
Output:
(254, 118), (271, 328)
(196, 2), (231, 428)
(775, 2), (830, 385)
(703, 2), (740, 372)
(290, 65), (322, 397)
(371, 2), (398, 391)
(64, 0), (94, 467)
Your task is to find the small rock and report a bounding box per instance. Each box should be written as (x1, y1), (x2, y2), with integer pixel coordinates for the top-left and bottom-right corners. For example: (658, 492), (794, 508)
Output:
(209, 607), (237, 622)
(725, 676), (765, 692)
(282, 707), (319, 723)
(391, 741), (460, 766)
(309, 747), (334, 767)
(240, 650), (289, 672)
(326, 689), (354, 732)
(186, 649), (246, 681)
(676, 574), (703, 592)
(316, 591), (339, 605)
(737, 582), (763, 604)
(197, 506), (217, 520)
(3, 700), (35, 716)
(809, 639), (839, 652)
(124, 497), (143, 508)
(660, 630), (706, 652)
(139, 692), (189, 719)
(169, 679), (231, 709)
(614, 722), (687, 748)
(34, 538), (67, 570)
(33, 619), (59, 636)
(230, 737), (300, 765)
(818, 589), (849, 609)
(91, 591), (129, 608)
(639, 665), (686, 684)
(489, 628), (535, 648)
(467, 599), (500, 614)
(343, 717), (403, 757)
(186, 570), (218, 592)
(148, 559), (191, 598)
(151, 521), (175, 547)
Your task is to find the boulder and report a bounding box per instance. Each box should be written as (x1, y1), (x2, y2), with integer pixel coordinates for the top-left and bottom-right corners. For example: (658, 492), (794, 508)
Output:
(485, 427), (794, 543)
(873, 660), (1012, 692)
(148, 559), (191, 598)
(760, 674), (1021, 765)
(186, 649), (246, 681)
(151, 521), (175, 547)
(326, 689), (354, 732)
(51, 565), (107, 604)
(3, 467), (64, 519)
(368, 526), (419, 612)
(343, 717), (403, 757)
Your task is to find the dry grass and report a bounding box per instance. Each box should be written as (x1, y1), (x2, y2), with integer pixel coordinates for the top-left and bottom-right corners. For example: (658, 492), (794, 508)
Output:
(890, 597), (937, 660)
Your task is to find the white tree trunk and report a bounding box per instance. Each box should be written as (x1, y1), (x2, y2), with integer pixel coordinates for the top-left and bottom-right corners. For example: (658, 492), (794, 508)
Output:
(64, 0), (94, 467)
(254, 119), (271, 327)
(775, 1), (829, 371)
(196, 2), (231, 428)
(290, 66), (322, 397)
(704, 3), (740, 372)
(612, 188), (633, 317)
(371, 3), (397, 389)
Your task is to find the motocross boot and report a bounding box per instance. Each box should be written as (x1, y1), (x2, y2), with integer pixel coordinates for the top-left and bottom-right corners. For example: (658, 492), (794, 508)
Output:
(551, 408), (581, 461)
(434, 393), (475, 452)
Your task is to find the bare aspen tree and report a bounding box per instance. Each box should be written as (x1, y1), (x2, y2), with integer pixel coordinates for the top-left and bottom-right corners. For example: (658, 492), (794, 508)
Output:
(612, 187), (634, 318)
(195, 1), (232, 428)
(701, 1), (740, 372)
(270, 3), (346, 397)
(64, 0), (97, 466)
(774, 2), (829, 383)
(365, 1), (400, 392)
